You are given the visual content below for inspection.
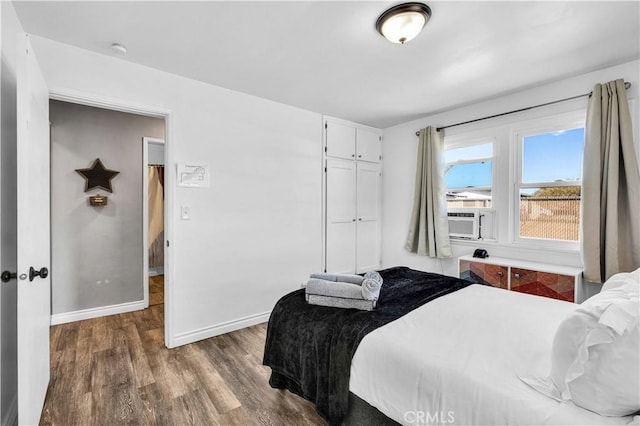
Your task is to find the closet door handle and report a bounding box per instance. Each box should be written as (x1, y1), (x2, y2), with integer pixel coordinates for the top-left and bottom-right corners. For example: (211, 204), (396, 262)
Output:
(358, 155), (362, 158)
(1, 271), (16, 283)
(358, 218), (362, 221)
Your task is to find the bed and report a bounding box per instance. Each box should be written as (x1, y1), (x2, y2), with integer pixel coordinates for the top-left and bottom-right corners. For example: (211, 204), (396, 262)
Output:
(263, 266), (639, 426)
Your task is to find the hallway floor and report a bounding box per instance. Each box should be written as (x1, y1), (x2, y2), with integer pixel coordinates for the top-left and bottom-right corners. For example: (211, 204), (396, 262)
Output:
(149, 275), (164, 306)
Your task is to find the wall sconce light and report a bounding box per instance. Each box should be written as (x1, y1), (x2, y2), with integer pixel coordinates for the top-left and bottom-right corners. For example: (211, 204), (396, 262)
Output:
(376, 2), (432, 44)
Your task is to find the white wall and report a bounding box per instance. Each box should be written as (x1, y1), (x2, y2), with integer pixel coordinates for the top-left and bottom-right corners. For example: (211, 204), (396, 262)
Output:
(0, 2), (22, 423)
(30, 35), (323, 346)
(381, 60), (639, 289)
(50, 100), (165, 315)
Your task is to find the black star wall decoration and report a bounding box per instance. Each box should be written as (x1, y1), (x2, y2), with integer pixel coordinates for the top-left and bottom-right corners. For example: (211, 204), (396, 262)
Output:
(75, 158), (120, 193)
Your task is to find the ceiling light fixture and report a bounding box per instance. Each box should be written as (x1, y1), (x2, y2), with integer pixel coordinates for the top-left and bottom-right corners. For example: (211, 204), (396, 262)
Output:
(110, 43), (128, 55)
(376, 2), (432, 45)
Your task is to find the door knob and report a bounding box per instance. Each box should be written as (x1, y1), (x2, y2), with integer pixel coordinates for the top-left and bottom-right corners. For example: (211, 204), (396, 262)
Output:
(1, 270), (16, 283)
(29, 266), (49, 282)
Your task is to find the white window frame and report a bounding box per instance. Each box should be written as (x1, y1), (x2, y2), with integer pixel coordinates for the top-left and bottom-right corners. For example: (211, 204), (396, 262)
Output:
(511, 111), (585, 251)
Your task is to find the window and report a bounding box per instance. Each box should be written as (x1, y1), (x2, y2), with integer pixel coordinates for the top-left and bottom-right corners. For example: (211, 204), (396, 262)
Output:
(442, 110), (586, 250)
(516, 127), (584, 243)
(444, 142), (493, 209)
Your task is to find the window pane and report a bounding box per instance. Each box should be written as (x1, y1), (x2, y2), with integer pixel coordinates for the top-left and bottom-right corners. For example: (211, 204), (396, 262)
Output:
(522, 128), (584, 183)
(446, 161), (492, 189)
(519, 186), (581, 241)
(447, 190), (492, 208)
(444, 142), (492, 163)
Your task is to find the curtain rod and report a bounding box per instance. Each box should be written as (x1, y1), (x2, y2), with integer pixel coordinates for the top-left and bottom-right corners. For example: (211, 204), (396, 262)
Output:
(415, 81), (632, 136)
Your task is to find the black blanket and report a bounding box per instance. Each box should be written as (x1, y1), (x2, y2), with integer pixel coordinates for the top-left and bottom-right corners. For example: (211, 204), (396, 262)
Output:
(263, 266), (474, 424)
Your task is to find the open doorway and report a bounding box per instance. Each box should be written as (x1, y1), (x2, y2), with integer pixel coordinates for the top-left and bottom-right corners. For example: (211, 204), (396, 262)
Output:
(49, 90), (174, 347)
(143, 137), (165, 309)
(49, 100), (167, 329)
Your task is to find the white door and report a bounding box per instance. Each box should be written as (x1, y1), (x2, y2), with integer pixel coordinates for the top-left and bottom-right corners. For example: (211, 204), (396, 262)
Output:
(325, 121), (356, 160)
(16, 33), (51, 425)
(356, 128), (382, 163)
(356, 162), (381, 273)
(325, 158), (356, 273)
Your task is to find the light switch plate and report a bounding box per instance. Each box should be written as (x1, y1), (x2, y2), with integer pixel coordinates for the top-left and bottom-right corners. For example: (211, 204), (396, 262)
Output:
(181, 206), (190, 220)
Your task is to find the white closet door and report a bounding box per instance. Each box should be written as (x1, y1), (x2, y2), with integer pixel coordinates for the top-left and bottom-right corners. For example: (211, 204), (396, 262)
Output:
(326, 158), (357, 273)
(356, 128), (381, 163)
(326, 121), (356, 160)
(356, 162), (381, 273)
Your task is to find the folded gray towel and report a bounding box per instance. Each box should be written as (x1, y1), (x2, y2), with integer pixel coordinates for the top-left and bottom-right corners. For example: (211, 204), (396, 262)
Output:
(305, 278), (363, 300)
(310, 273), (364, 285)
(361, 271), (383, 301)
(306, 294), (376, 311)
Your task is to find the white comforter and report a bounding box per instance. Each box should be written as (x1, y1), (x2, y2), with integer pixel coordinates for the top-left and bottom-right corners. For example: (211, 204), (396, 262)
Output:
(350, 284), (639, 425)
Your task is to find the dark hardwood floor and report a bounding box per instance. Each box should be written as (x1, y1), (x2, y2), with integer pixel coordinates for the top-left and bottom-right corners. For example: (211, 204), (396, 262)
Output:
(40, 280), (326, 425)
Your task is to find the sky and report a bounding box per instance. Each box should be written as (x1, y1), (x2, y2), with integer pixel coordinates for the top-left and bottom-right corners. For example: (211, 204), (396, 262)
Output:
(445, 142), (492, 188)
(522, 127), (584, 183)
(445, 128), (584, 189)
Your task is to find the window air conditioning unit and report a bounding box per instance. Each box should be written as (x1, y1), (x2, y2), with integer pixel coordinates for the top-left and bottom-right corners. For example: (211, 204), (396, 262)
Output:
(447, 211), (480, 239)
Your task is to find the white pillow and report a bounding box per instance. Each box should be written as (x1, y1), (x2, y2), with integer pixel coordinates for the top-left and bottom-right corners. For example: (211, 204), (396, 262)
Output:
(602, 268), (640, 292)
(547, 274), (640, 416)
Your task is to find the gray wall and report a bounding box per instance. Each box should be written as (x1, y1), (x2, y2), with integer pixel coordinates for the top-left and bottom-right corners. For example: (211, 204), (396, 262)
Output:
(50, 100), (164, 315)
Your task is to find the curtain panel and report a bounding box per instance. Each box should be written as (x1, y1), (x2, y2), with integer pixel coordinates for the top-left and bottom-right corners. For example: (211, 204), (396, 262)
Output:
(582, 79), (640, 283)
(405, 126), (452, 258)
(148, 165), (165, 269)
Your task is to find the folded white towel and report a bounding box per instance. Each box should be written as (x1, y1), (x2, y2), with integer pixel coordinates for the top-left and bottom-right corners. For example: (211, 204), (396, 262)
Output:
(310, 273), (364, 285)
(361, 271), (383, 301)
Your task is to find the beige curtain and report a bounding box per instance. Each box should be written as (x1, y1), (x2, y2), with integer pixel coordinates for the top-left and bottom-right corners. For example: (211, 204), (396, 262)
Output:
(582, 79), (640, 283)
(149, 231), (164, 270)
(405, 126), (452, 258)
(148, 166), (164, 269)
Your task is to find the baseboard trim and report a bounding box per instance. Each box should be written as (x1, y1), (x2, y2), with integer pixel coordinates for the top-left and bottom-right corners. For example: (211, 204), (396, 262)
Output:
(50, 300), (145, 325)
(173, 311), (271, 347)
(2, 393), (17, 426)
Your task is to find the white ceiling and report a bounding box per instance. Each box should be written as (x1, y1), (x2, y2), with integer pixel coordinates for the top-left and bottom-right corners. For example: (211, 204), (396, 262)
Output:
(13, 1), (640, 128)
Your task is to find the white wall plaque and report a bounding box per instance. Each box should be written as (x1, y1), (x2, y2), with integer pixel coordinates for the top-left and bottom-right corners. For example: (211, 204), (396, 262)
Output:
(177, 163), (210, 187)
